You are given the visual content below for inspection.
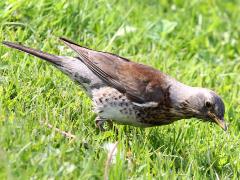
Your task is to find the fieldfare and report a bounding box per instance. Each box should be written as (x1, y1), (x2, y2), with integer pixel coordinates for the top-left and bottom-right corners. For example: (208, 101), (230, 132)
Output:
(2, 38), (227, 131)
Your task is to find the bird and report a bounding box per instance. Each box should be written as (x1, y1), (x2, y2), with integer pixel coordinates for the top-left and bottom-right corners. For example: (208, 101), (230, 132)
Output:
(2, 37), (227, 131)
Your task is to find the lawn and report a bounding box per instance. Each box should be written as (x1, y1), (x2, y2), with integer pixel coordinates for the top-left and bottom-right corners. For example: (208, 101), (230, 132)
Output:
(0, 0), (240, 179)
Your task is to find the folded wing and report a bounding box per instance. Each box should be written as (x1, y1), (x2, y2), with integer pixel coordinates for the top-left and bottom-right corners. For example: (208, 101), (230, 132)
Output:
(60, 37), (171, 107)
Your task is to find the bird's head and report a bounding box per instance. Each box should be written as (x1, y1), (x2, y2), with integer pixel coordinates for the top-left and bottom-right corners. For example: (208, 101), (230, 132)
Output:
(182, 88), (227, 131)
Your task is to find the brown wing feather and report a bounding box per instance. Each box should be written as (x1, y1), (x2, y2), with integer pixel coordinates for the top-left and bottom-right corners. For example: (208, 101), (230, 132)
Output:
(60, 37), (170, 106)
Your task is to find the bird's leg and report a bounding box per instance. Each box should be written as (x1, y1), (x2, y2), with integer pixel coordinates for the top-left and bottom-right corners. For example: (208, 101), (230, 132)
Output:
(107, 120), (113, 129)
(95, 116), (107, 131)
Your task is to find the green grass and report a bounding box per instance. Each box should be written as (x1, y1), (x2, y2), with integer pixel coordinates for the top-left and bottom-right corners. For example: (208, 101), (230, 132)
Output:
(0, 0), (240, 179)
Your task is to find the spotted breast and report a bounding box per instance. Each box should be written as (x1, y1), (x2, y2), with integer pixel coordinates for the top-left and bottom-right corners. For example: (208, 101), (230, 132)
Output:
(92, 87), (176, 127)
(92, 87), (144, 126)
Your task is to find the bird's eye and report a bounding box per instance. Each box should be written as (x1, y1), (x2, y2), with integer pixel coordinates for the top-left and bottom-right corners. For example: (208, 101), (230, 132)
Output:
(205, 101), (212, 108)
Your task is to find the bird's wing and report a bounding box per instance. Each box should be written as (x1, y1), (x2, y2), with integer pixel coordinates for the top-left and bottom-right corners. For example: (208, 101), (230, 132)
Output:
(60, 37), (170, 107)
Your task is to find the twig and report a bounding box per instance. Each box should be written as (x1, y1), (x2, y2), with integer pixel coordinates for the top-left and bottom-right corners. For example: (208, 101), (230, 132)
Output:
(40, 120), (76, 139)
(104, 141), (118, 180)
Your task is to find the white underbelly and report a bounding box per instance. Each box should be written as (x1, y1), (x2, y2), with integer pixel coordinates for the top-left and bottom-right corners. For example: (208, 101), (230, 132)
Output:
(92, 87), (150, 127)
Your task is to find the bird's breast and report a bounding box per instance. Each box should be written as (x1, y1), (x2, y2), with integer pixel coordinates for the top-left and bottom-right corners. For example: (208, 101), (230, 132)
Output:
(92, 87), (181, 127)
(92, 87), (141, 126)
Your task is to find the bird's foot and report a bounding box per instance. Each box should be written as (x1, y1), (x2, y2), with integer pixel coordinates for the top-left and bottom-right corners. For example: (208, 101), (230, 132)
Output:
(95, 116), (107, 131)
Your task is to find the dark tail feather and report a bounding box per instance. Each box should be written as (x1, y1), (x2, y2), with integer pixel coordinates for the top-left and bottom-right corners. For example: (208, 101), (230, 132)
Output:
(2, 41), (62, 65)
(2, 40), (105, 96)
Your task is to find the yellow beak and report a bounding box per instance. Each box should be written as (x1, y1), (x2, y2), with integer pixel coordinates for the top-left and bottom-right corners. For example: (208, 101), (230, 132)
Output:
(214, 117), (227, 131)
(208, 112), (227, 131)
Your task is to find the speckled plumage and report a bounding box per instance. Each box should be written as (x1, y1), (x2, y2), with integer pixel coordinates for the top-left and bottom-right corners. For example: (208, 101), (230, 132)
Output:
(2, 38), (227, 131)
(92, 86), (177, 127)
(92, 87), (139, 126)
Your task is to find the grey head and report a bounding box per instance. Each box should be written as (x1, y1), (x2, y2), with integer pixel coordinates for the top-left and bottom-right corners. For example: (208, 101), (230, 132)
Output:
(173, 86), (227, 131)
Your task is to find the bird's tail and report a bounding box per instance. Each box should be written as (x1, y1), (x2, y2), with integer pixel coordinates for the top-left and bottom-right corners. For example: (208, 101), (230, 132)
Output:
(2, 41), (63, 66)
(2, 41), (104, 96)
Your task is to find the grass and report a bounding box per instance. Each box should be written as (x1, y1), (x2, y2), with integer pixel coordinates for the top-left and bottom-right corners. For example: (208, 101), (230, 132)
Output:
(0, 0), (240, 179)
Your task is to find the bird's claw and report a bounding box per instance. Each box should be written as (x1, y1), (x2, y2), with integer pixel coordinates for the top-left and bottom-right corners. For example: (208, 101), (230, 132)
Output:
(95, 116), (106, 131)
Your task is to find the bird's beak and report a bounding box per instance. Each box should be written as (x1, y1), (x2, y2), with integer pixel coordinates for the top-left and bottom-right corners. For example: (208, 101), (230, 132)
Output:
(214, 117), (227, 131)
(208, 112), (227, 131)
